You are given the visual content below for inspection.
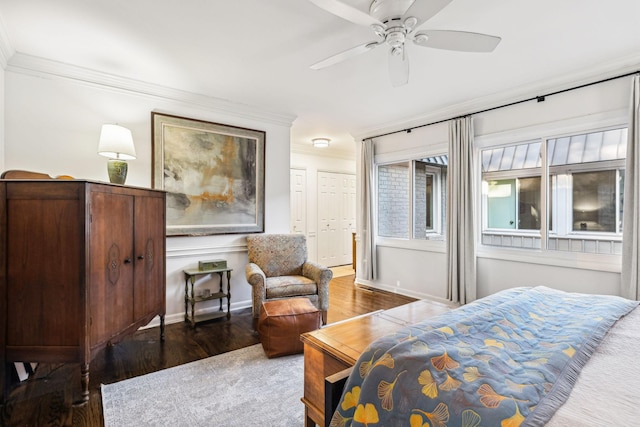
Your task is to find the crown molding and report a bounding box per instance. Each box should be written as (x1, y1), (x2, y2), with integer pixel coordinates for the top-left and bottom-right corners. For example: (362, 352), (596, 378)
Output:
(0, 12), (14, 69)
(353, 53), (640, 141)
(5, 52), (297, 127)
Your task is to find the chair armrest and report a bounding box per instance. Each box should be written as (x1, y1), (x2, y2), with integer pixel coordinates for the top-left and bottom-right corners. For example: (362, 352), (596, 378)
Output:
(302, 261), (332, 285)
(245, 262), (266, 286)
(303, 261), (332, 312)
(246, 263), (267, 318)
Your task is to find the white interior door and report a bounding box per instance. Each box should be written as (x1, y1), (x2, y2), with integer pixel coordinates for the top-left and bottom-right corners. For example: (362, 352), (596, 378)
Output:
(290, 168), (307, 235)
(318, 172), (339, 266)
(318, 171), (356, 267)
(339, 174), (357, 264)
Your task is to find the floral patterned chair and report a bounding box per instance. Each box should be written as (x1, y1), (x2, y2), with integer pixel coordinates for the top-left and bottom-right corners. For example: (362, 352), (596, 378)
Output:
(245, 234), (332, 324)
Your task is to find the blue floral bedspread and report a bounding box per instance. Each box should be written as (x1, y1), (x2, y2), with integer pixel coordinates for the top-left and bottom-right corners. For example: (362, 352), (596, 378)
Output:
(330, 286), (638, 427)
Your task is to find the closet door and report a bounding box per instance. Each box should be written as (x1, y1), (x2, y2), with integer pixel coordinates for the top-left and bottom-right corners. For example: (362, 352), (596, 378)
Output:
(290, 168), (307, 235)
(317, 172), (356, 267)
(339, 174), (356, 265)
(318, 172), (339, 266)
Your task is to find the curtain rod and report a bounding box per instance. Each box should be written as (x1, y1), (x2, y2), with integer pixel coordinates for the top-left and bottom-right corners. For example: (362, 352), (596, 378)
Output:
(365, 70), (640, 141)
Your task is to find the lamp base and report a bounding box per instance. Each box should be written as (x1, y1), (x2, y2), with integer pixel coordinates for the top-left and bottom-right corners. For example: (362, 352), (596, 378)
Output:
(107, 159), (128, 185)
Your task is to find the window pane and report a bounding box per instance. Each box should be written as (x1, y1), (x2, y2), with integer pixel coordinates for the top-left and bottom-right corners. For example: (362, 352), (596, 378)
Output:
(481, 141), (540, 173)
(378, 163), (409, 238)
(413, 158), (447, 240)
(426, 174), (433, 230)
(487, 179), (516, 229)
(572, 170), (616, 232)
(518, 177), (541, 230)
(549, 128), (627, 167)
(619, 169), (625, 231)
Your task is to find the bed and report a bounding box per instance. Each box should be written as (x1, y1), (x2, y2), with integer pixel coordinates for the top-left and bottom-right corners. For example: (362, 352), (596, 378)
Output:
(329, 286), (640, 427)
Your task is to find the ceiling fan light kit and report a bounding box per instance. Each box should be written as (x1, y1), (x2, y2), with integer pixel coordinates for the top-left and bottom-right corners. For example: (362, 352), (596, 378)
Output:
(309, 0), (501, 86)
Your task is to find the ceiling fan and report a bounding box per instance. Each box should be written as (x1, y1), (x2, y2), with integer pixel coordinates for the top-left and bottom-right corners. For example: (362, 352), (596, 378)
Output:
(309, 0), (501, 87)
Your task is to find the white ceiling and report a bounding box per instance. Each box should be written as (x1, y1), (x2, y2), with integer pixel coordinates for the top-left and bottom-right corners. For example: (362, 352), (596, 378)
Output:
(0, 0), (639, 157)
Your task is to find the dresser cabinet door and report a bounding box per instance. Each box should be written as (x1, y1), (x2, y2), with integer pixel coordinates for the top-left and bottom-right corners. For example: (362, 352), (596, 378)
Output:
(6, 186), (83, 355)
(133, 194), (165, 320)
(89, 191), (134, 347)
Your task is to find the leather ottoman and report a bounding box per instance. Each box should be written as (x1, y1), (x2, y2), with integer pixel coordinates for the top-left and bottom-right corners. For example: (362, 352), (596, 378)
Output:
(258, 298), (321, 358)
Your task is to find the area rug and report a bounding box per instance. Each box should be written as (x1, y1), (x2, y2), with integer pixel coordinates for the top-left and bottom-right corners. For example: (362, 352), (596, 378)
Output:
(101, 344), (304, 426)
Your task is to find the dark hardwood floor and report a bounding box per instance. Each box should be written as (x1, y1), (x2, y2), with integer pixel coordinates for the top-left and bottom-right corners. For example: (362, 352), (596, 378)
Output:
(1, 274), (416, 426)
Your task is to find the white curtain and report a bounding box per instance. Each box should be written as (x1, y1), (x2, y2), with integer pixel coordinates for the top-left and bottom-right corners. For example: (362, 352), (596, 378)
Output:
(358, 139), (377, 281)
(446, 116), (477, 304)
(622, 74), (640, 300)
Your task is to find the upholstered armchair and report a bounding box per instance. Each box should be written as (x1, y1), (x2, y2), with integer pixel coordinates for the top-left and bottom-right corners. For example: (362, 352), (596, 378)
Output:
(245, 234), (332, 324)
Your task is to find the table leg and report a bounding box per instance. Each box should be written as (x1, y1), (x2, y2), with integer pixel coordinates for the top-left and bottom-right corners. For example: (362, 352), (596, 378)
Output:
(190, 276), (196, 327)
(73, 363), (90, 406)
(160, 314), (165, 341)
(217, 272), (223, 311)
(184, 276), (189, 322)
(304, 408), (316, 427)
(226, 270), (232, 319)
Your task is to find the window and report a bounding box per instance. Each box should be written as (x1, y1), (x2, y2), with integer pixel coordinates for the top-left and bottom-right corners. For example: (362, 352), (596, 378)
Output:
(481, 128), (626, 253)
(378, 156), (447, 240)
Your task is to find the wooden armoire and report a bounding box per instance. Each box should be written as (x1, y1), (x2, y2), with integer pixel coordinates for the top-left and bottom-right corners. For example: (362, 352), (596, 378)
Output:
(0, 180), (166, 403)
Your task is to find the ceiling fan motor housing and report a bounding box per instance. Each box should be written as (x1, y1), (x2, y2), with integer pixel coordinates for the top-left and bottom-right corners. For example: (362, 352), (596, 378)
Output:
(386, 27), (405, 49)
(369, 0), (415, 22)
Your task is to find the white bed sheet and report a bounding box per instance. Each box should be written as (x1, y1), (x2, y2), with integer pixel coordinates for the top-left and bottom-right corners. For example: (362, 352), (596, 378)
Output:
(546, 306), (640, 426)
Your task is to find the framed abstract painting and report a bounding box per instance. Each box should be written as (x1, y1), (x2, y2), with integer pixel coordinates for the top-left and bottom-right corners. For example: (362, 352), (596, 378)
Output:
(152, 112), (265, 236)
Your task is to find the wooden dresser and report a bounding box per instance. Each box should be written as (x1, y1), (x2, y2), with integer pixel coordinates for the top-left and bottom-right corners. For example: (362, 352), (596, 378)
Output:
(300, 299), (454, 427)
(0, 180), (166, 404)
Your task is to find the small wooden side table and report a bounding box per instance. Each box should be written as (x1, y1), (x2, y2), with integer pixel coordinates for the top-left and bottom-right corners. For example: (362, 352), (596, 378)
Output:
(183, 267), (232, 327)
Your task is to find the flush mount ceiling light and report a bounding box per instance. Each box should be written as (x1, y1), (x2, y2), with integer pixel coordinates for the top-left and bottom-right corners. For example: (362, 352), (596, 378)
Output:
(312, 138), (330, 148)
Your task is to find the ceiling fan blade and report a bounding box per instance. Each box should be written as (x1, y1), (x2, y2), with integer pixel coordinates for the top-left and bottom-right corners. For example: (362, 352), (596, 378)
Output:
(413, 30), (501, 52)
(308, 0), (383, 27)
(404, 0), (452, 30)
(310, 42), (381, 70)
(388, 48), (409, 87)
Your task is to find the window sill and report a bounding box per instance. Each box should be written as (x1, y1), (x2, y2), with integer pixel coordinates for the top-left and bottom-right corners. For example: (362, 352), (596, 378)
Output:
(476, 245), (621, 273)
(376, 236), (446, 253)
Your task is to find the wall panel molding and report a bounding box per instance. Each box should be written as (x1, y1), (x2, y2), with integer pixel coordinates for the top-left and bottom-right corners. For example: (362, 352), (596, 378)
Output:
(166, 243), (248, 259)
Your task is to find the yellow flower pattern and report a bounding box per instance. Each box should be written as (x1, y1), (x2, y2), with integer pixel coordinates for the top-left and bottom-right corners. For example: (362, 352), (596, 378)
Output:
(329, 286), (639, 427)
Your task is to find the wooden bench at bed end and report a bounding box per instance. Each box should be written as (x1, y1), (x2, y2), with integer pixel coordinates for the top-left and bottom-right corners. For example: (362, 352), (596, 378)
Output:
(301, 299), (455, 427)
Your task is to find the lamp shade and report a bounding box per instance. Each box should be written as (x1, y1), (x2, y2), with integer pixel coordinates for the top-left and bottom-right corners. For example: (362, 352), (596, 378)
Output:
(98, 124), (136, 159)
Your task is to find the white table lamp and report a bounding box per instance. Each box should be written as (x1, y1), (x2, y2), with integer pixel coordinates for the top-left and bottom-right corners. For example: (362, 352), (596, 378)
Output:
(98, 124), (136, 185)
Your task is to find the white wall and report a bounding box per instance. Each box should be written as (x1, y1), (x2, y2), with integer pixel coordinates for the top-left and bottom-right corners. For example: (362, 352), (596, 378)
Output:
(358, 75), (634, 302)
(3, 56), (295, 325)
(291, 148), (356, 262)
(0, 64), (4, 171)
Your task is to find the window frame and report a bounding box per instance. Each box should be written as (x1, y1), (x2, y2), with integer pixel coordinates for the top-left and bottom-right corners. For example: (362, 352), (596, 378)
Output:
(374, 151), (448, 250)
(416, 163), (443, 237)
(476, 121), (627, 271)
